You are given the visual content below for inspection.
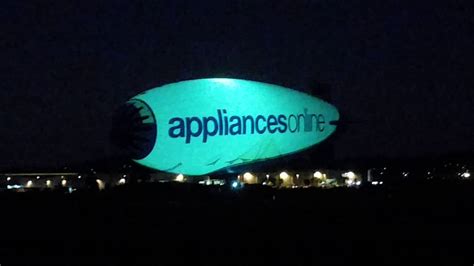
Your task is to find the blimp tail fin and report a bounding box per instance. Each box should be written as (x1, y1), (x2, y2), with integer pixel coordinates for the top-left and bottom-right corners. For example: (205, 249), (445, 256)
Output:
(110, 100), (157, 160)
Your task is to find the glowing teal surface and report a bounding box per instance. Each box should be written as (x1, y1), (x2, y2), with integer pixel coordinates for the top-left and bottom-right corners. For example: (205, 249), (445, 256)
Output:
(132, 78), (339, 175)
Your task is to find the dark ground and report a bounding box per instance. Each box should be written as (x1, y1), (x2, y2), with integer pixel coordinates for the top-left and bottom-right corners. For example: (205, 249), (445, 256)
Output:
(1, 181), (473, 265)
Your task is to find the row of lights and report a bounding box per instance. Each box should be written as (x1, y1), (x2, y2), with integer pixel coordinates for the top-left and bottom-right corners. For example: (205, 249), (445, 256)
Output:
(4, 175), (129, 183)
(6, 175), (82, 181)
(236, 171), (364, 188)
(240, 171), (324, 181)
(239, 171), (358, 183)
(242, 171), (355, 180)
(25, 179), (68, 188)
(7, 176), (127, 190)
(381, 170), (472, 179)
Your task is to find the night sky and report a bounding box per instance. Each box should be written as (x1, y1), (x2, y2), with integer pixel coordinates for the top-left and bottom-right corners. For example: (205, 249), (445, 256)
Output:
(1, 0), (473, 169)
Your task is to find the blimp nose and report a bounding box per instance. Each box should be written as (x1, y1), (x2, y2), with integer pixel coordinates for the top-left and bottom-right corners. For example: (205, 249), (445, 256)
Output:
(110, 99), (157, 160)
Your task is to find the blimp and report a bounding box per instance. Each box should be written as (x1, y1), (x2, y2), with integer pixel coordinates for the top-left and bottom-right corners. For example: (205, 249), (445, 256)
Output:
(112, 78), (339, 176)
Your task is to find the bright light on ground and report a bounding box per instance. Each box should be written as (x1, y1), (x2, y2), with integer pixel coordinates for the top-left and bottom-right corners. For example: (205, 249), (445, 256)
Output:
(231, 181), (239, 188)
(175, 174), (185, 182)
(118, 178), (126, 184)
(96, 179), (105, 190)
(279, 172), (289, 180)
(346, 171), (355, 179)
(313, 171), (323, 179)
(243, 172), (254, 182)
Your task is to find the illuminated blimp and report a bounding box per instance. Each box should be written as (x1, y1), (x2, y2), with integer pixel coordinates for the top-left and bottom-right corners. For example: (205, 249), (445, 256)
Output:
(113, 78), (339, 175)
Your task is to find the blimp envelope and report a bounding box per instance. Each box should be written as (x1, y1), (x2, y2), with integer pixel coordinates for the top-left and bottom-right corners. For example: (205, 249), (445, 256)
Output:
(127, 78), (339, 175)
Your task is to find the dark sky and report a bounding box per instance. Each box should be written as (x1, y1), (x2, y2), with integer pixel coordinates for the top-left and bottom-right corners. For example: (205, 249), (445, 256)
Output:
(1, 0), (473, 168)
